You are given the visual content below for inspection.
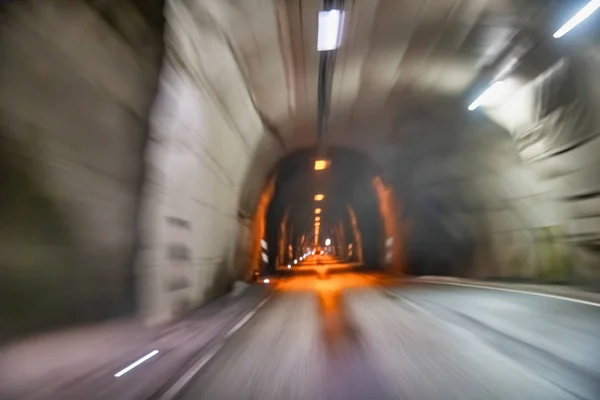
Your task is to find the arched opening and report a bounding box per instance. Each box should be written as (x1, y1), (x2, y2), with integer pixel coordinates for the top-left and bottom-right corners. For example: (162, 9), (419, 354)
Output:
(247, 147), (403, 276)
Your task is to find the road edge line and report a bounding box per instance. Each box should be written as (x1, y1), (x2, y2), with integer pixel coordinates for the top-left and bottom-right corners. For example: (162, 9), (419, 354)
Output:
(415, 280), (600, 308)
(157, 292), (274, 400)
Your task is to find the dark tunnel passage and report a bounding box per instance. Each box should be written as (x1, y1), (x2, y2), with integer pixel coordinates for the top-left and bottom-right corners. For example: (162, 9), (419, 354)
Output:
(264, 148), (386, 274)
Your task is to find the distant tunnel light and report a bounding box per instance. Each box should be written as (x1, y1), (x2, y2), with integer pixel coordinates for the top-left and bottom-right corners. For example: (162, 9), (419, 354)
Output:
(318, 10), (343, 51)
(325, 238), (331, 246)
(314, 194), (325, 201)
(314, 160), (330, 170)
(315, 216), (321, 222)
(468, 81), (507, 111)
(315, 208), (322, 214)
(554, 0), (600, 38)
(263, 278), (270, 284)
(287, 265), (291, 269)
(294, 259), (298, 264)
(114, 350), (159, 377)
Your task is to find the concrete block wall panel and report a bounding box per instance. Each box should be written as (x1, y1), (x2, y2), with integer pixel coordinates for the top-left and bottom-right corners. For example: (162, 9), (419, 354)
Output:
(483, 51), (600, 283)
(391, 118), (570, 281)
(138, 0), (288, 324)
(0, 1), (163, 338)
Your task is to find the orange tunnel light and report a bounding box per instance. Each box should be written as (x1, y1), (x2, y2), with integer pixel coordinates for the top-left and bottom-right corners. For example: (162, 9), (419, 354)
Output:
(315, 208), (322, 214)
(314, 160), (330, 170)
(315, 216), (321, 222)
(314, 194), (324, 201)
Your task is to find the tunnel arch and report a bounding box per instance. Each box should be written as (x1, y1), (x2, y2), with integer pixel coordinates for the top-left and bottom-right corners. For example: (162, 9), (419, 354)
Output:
(250, 147), (402, 276)
(3, 0), (600, 336)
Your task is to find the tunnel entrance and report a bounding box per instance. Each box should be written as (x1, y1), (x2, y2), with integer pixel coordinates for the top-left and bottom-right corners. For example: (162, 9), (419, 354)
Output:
(250, 147), (403, 276)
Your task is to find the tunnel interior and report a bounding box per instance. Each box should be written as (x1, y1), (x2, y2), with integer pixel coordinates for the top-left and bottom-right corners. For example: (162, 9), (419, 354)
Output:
(263, 147), (388, 273)
(1, 0), (600, 341)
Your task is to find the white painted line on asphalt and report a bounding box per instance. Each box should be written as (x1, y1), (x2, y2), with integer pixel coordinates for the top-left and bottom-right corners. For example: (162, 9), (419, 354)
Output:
(416, 280), (600, 308)
(114, 350), (159, 377)
(157, 343), (223, 399)
(158, 294), (273, 400)
(225, 297), (270, 339)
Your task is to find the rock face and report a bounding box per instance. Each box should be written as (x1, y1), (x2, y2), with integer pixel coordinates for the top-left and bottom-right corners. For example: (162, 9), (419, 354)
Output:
(0, 0), (164, 338)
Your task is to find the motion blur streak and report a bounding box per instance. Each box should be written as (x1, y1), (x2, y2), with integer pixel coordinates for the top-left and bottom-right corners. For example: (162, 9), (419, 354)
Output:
(2, 0), (600, 399)
(174, 257), (599, 400)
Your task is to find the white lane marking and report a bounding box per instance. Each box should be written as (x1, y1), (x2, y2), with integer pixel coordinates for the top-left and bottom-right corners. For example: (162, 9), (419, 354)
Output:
(225, 297), (270, 339)
(114, 350), (159, 377)
(416, 280), (600, 308)
(158, 294), (273, 400)
(376, 284), (583, 392)
(158, 343), (223, 399)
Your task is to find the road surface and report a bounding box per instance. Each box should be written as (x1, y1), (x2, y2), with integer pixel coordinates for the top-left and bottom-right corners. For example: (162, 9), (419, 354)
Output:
(174, 271), (600, 400)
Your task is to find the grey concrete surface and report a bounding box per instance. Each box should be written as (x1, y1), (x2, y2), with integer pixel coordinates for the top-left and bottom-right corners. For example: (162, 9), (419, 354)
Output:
(393, 282), (600, 400)
(0, 286), (269, 400)
(176, 273), (589, 400)
(0, 0), (164, 337)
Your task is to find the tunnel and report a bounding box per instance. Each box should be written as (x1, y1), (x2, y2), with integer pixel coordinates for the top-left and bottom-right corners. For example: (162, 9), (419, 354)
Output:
(262, 147), (394, 275)
(1, 1), (600, 398)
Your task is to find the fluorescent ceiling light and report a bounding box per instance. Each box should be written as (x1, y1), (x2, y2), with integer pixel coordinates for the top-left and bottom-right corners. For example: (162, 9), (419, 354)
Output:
(554, 0), (600, 38)
(318, 10), (343, 51)
(468, 81), (507, 111)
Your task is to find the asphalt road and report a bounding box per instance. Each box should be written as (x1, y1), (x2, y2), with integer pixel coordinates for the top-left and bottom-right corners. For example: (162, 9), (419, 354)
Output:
(175, 272), (599, 400)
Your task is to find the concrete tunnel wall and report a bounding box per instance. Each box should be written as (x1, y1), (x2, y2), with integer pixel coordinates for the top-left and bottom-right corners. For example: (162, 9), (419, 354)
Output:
(0, 0), (164, 338)
(3, 0), (600, 338)
(136, 0), (287, 324)
(482, 41), (600, 284)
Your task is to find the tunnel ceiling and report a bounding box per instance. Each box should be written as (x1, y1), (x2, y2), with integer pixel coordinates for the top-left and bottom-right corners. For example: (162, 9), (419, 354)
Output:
(163, 0), (600, 250)
(170, 0), (600, 199)
(188, 0), (596, 154)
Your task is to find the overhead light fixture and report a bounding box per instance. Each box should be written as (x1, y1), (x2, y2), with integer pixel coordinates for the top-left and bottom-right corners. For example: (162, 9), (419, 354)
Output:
(314, 194), (324, 201)
(314, 160), (330, 170)
(554, 0), (600, 38)
(315, 216), (321, 222)
(318, 9), (344, 51)
(325, 238), (331, 246)
(468, 81), (507, 111)
(315, 208), (322, 214)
